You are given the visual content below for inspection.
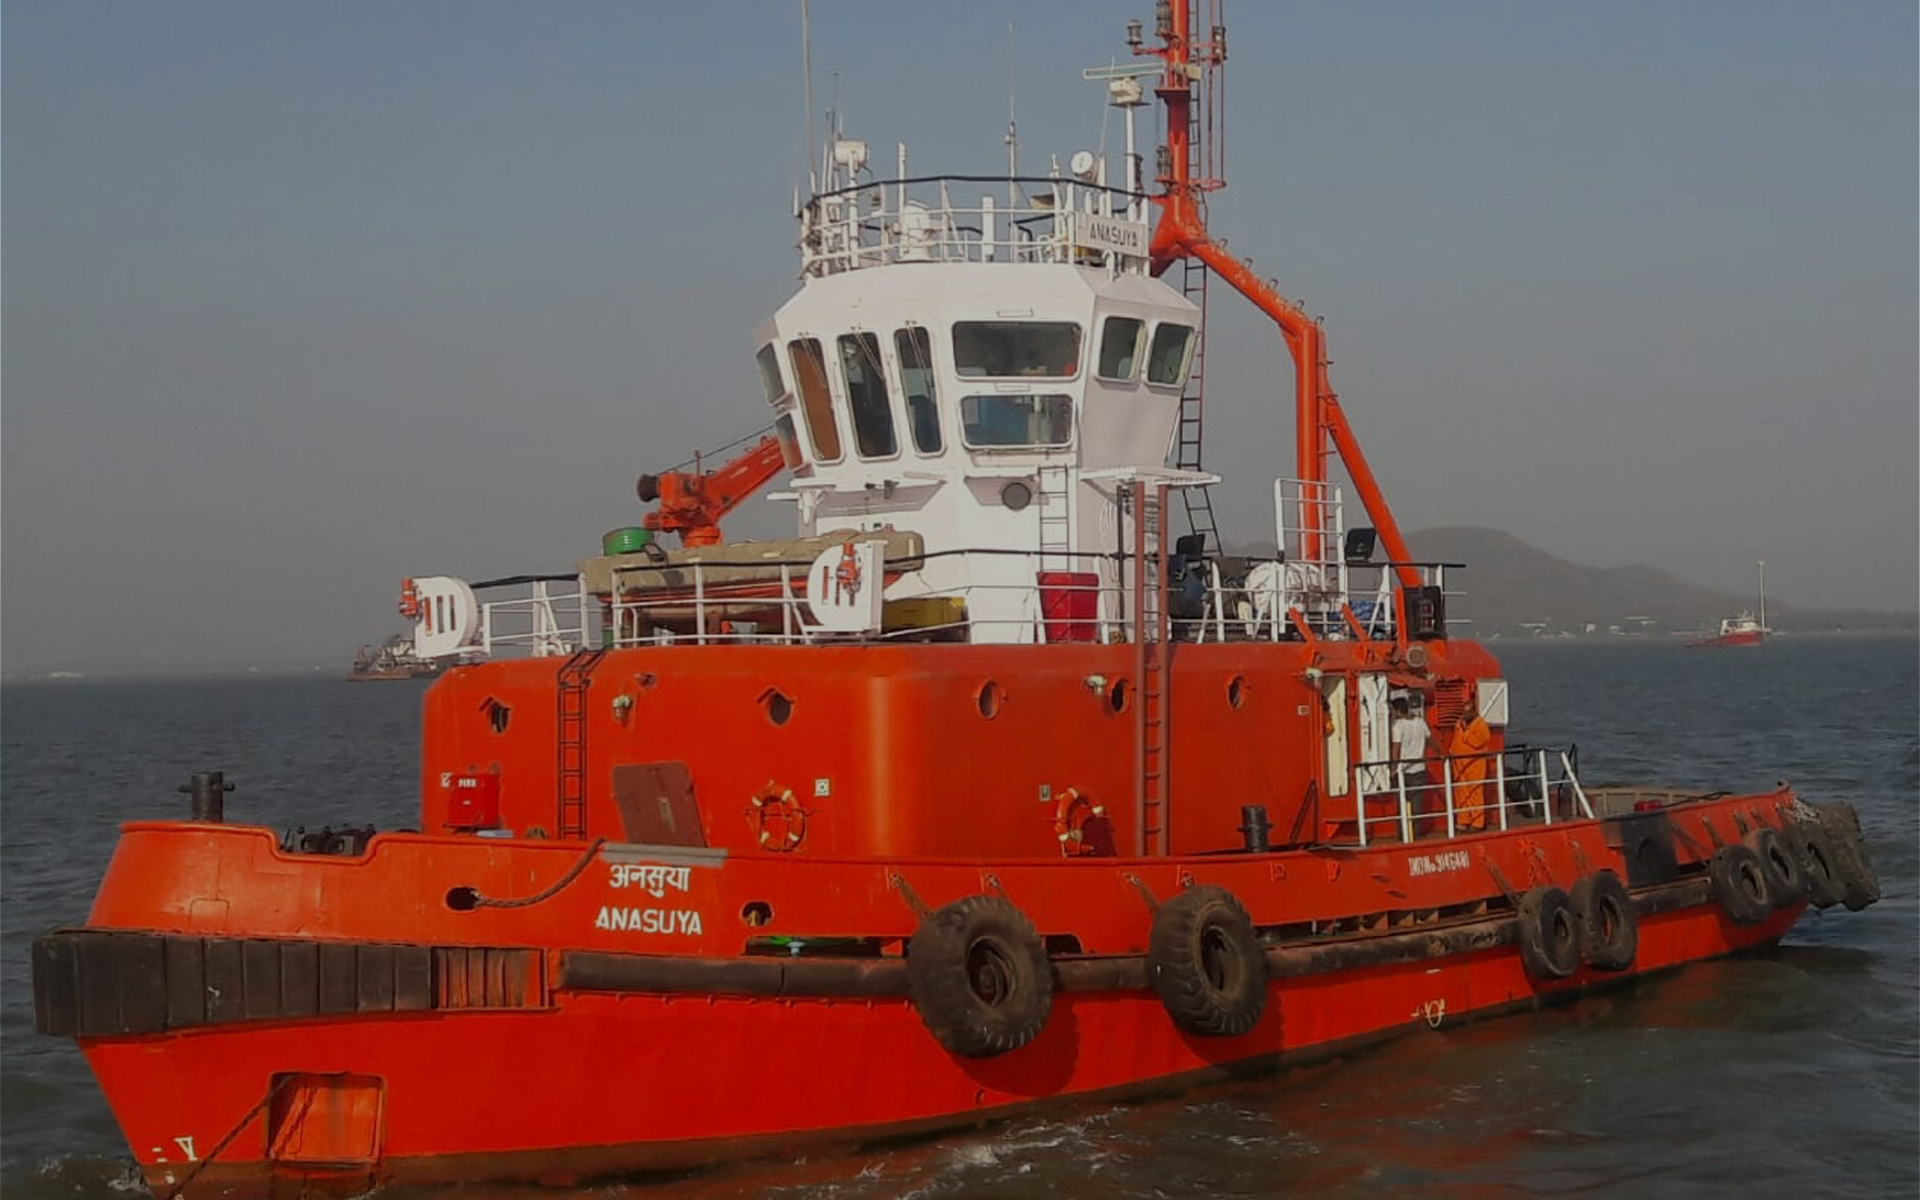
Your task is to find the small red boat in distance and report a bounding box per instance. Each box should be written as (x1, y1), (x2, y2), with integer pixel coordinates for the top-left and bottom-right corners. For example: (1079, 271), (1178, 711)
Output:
(33, 9), (1872, 1199)
(1688, 560), (1772, 647)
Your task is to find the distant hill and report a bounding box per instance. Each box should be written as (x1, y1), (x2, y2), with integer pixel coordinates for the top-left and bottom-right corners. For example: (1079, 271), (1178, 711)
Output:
(1223, 526), (1916, 637)
(1401, 527), (1915, 637)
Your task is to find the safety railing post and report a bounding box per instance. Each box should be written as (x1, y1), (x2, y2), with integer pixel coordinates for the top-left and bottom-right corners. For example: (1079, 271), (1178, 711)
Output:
(1442, 758), (1456, 839)
(1494, 752), (1509, 831)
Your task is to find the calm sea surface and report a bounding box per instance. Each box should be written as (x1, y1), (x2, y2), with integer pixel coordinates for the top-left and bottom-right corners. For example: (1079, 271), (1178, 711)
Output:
(4, 637), (1916, 1199)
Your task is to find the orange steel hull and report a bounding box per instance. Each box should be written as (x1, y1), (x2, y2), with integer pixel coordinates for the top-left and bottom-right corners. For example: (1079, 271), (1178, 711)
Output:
(65, 782), (1806, 1199)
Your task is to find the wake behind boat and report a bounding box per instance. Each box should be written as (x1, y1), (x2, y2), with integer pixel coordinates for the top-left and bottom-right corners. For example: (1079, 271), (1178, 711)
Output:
(32, 8), (1876, 1198)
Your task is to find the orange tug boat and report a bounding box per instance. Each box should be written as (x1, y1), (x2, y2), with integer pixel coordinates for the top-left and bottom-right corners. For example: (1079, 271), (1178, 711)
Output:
(32, 7), (1881, 1198)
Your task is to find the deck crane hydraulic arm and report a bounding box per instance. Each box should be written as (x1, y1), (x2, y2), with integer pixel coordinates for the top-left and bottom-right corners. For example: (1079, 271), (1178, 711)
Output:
(634, 435), (786, 548)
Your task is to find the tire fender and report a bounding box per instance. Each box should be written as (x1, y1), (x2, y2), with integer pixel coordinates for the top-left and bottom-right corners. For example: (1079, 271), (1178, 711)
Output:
(1787, 820), (1847, 909)
(906, 894), (1053, 1058)
(1516, 885), (1581, 981)
(1569, 871), (1637, 972)
(1709, 844), (1774, 925)
(1147, 884), (1267, 1037)
(1813, 801), (1880, 912)
(1743, 827), (1807, 908)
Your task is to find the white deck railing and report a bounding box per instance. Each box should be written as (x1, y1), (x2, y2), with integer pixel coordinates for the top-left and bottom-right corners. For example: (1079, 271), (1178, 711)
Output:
(1344, 747), (1593, 848)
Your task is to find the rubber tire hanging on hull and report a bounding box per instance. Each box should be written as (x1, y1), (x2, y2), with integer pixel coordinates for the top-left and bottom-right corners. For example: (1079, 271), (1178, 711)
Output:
(1569, 871), (1637, 972)
(1788, 819), (1848, 909)
(1147, 884), (1267, 1037)
(1744, 827), (1807, 908)
(906, 894), (1053, 1058)
(1709, 844), (1774, 925)
(1813, 802), (1880, 912)
(1516, 886), (1581, 980)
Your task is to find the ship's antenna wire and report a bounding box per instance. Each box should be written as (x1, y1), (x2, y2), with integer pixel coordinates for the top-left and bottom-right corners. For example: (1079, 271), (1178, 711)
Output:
(800, 0), (815, 196)
(1004, 21), (1018, 209)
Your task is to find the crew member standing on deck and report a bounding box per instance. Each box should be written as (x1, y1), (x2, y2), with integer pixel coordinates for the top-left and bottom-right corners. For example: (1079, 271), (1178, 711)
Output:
(1390, 695), (1433, 807)
(1450, 686), (1493, 830)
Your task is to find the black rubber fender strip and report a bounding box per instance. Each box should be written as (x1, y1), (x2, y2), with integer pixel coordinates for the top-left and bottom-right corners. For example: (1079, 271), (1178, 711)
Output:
(560, 949), (908, 997)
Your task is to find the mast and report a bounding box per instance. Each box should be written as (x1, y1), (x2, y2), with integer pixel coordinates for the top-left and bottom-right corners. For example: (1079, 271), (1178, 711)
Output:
(1758, 559), (1767, 630)
(1139, 1), (1420, 589)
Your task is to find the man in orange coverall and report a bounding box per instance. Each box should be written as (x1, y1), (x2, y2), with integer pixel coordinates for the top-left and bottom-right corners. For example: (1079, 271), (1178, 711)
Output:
(1450, 686), (1493, 830)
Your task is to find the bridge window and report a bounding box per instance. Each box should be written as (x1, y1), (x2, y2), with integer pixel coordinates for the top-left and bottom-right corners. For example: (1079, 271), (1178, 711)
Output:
(1096, 317), (1145, 381)
(952, 321), (1081, 379)
(1146, 323), (1196, 387)
(960, 394), (1074, 448)
(838, 333), (898, 459)
(755, 344), (786, 405)
(787, 338), (842, 462)
(894, 327), (943, 453)
(773, 415), (804, 469)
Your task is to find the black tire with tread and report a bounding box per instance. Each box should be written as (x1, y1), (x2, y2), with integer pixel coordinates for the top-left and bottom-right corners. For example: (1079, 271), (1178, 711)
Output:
(1709, 844), (1774, 925)
(906, 894), (1053, 1058)
(1813, 802), (1880, 912)
(1569, 871), (1637, 972)
(1147, 884), (1267, 1036)
(1744, 827), (1808, 908)
(1516, 886), (1581, 980)
(1788, 820), (1847, 909)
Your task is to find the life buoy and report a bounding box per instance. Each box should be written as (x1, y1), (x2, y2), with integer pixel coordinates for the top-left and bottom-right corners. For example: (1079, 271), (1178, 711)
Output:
(1813, 802), (1880, 912)
(1744, 827), (1807, 908)
(1569, 871), (1637, 972)
(747, 784), (806, 851)
(1516, 885), (1581, 980)
(1148, 884), (1266, 1036)
(1052, 788), (1112, 857)
(1708, 844), (1773, 925)
(906, 894), (1053, 1058)
(398, 578), (421, 621)
(1787, 819), (1848, 909)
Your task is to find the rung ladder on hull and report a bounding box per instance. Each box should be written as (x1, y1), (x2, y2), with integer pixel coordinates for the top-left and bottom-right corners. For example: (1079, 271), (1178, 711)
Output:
(555, 649), (605, 839)
(1132, 482), (1171, 856)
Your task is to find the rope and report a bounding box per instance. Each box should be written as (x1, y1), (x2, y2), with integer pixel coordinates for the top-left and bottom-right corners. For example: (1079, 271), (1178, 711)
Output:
(468, 838), (607, 909)
(155, 1074), (296, 1200)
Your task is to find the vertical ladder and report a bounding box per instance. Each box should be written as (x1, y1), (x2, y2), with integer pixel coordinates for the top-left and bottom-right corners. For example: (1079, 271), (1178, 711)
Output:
(556, 648), (606, 839)
(1131, 482), (1171, 856)
(1036, 460), (1073, 575)
(1175, 258), (1221, 555)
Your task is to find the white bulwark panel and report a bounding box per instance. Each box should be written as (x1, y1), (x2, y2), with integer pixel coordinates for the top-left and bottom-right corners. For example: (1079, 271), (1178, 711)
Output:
(1070, 214), (1150, 258)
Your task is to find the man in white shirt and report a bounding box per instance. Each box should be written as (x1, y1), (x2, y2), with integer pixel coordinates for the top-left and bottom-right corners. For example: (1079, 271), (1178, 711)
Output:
(1390, 696), (1433, 817)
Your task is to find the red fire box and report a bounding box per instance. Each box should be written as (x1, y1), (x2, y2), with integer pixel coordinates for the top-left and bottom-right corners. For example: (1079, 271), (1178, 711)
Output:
(1038, 571), (1099, 643)
(443, 771), (501, 831)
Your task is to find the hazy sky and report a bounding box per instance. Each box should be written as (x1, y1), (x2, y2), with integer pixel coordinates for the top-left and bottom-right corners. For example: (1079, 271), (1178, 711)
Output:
(5, 1), (1915, 677)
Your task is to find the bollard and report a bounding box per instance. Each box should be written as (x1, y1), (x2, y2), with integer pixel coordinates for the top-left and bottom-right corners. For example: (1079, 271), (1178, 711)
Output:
(179, 772), (235, 822)
(1237, 804), (1272, 853)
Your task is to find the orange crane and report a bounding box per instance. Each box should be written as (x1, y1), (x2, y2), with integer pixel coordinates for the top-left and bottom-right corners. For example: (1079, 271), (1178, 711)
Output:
(634, 436), (787, 547)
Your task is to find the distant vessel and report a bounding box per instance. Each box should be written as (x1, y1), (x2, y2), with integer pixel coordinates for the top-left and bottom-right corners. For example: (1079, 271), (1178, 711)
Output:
(1688, 560), (1770, 648)
(345, 634), (441, 681)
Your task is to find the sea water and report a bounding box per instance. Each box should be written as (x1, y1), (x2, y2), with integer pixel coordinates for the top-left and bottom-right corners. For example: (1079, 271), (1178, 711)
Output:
(4, 636), (1914, 1199)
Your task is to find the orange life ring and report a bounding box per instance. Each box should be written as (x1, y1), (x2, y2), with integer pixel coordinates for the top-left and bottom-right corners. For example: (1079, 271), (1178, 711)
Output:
(398, 578), (422, 621)
(748, 783), (807, 851)
(1052, 788), (1106, 857)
